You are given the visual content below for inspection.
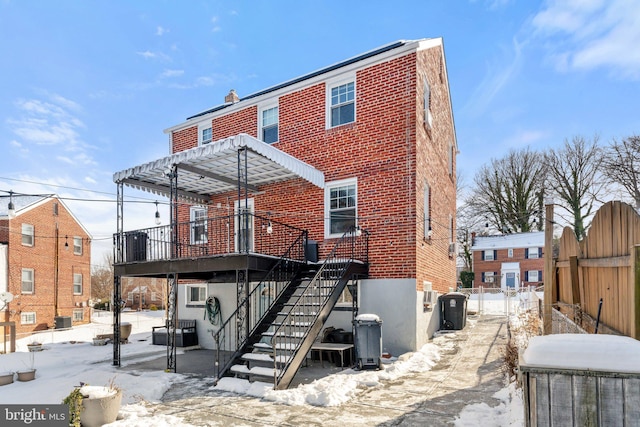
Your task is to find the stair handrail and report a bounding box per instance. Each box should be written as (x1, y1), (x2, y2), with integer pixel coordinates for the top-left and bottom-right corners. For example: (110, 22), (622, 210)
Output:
(272, 226), (369, 388)
(213, 229), (308, 381)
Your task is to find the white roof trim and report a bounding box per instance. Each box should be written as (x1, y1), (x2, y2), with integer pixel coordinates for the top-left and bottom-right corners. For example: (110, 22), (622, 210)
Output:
(113, 134), (324, 202)
(471, 231), (545, 251)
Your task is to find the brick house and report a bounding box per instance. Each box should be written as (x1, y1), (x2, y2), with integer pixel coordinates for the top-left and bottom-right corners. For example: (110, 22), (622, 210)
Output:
(471, 232), (544, 289)
(112, 38), (457, 386)
(0, 194), (92, 337)
(121, 277), (166, 310)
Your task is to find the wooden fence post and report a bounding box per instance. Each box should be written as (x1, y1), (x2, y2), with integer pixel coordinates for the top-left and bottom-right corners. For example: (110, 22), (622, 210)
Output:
(634, 245), (640, 339)
(544, 201), (554, 334)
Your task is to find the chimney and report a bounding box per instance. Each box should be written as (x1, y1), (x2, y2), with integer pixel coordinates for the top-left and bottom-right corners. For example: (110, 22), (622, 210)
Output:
(224, 89), (239, 104)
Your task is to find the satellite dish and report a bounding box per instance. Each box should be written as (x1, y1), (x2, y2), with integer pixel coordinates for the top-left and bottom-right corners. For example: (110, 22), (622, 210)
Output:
(0, 291), (13, 303)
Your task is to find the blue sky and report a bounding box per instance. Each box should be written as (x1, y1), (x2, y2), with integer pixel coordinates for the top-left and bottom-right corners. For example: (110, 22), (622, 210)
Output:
(1, 0), (640, 265)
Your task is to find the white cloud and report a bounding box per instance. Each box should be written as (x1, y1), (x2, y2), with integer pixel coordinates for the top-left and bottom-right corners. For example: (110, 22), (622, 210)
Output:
(155, 26), (168, 36)
(532, 0), (640, 79)
(160, 69), (184, 78)
(136, 51), (171, 62)
(503, 129), (549, 148)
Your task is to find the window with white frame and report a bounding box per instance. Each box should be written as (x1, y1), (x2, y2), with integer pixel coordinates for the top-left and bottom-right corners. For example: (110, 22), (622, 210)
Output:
(151, 292), (157, 301)
(73, 309), (84, 321)
(198, 122), (212, 145)
(484, 271), (495, 283)
(127, 292), (134, 302)
(527, 270), (540, 282)
(527, 247), (539, 259)
(186, 284), (207, 305)
(423, 77), (433, 129)
(21, 312), (36, 325)
(423, 182), (431, 239)
(22, 224), (34, 246)
(329, 80), (355, 127)
(73, 273), (82, 295)
(325, 178), (357, 237)
(190, 206), (208, 244)
(484, 250), (494, 261)
(508, 248), (513, 258)
(260, 105), (278, 144)
(73, 237), (82, 255)
(22, 268), (34, 294)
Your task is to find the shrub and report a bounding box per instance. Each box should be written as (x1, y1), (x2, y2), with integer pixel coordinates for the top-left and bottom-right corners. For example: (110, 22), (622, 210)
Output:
(149, 304), (158, 311)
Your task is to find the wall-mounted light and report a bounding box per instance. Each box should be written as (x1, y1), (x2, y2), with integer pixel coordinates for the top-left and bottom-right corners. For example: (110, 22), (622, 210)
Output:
(64, 235), (69, 251)
(427, 224), (433, 238)
(7, 190), (15, 219)
(356, 225), (362, 237)
(154, 201), (161, 225)
(266, 221), (273, 234)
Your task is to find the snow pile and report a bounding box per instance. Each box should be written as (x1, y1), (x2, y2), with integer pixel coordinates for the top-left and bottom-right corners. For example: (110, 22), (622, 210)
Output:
(454, 382), (524, 427)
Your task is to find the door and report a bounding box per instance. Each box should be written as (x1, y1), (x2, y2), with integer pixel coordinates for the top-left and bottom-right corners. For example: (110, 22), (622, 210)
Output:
(234, 198), (254, 252)
(506, 272), (516, 288)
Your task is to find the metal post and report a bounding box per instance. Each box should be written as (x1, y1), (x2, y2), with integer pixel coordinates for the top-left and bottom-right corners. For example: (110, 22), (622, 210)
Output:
(167, 273), (177, 372)
(113, 181), (124, 367)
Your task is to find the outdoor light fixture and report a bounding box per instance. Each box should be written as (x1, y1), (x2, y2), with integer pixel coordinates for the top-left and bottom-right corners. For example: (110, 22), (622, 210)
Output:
(7, 190), (15, 219)
(356, 226), (362, 237)
(266, 221), (273, 234)
(427, 225), (433, 238)
(64, 235), (69, 250)
(154, 201), (161, 225)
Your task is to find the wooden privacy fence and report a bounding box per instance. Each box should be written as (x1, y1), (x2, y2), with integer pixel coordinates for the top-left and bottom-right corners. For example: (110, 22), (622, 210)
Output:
(551, 201), (640, 339)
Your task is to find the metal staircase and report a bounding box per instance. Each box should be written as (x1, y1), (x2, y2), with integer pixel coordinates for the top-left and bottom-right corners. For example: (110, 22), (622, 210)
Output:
(214, 227), (369, 390)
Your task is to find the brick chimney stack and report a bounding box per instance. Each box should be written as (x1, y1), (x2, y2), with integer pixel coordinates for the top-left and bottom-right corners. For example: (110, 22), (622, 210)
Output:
(224, 89), (239, 104)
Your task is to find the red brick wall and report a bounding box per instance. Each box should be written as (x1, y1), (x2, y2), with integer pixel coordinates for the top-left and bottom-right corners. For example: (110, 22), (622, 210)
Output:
(5, 199), (91, 336)
(170, 45), (457, 291)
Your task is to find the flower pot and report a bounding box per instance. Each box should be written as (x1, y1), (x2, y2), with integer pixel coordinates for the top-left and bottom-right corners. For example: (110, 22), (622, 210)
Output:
(27, 343), (43, 352)
(79, 386), (122, 427)
(16, 369), (36, 382)
(0, 372), (14, 386)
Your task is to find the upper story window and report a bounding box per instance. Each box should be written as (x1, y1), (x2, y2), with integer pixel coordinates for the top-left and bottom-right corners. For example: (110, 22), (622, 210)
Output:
(198, 122), (212, 145)
(190, 206), (208, 244)
(508, 248), (514, 258)
(423, 77), (433, 130)
(22, 224), (34, 246)
(325, 178), (357, 238)
(329, 80), (355, 127)
(73, 237), (82, 255)
(22, 268), (34, 294)
(260, 105), (279, 144)
(423, 182), (431, 239)
(448, 142), (455, 177)
(526, 247), (540, 259)
(73, 273), (83, 295)
(483, 250), (496, 261)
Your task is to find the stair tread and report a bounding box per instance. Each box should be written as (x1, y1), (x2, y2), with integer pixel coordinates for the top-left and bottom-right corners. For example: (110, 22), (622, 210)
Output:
(254, 342), (298, 350)
(241, 353), (292, 363)
(231, 364), (280, 376)
(262, 331), (305, 338)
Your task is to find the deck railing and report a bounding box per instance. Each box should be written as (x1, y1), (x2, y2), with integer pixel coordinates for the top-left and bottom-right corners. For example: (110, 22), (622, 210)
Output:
(113, 213), (307, 264)
(213, 230), (308, 380)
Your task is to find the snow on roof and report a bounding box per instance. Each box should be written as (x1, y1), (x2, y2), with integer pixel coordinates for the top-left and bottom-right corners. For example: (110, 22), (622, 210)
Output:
(520, 334), (640, 373)
(471, 231), (544, 251)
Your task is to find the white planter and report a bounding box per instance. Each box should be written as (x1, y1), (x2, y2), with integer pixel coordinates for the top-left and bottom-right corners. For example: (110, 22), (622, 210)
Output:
(0, 372), (14, 386)
(79, 386), (122, 427)
(27, 343), (43, 352)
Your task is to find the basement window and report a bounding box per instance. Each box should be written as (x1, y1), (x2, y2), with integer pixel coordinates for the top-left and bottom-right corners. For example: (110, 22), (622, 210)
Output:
(186, 284), (207, 306)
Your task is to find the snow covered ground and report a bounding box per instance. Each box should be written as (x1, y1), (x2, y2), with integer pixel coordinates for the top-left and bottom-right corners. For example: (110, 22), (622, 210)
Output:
(1, 297), (527, 426)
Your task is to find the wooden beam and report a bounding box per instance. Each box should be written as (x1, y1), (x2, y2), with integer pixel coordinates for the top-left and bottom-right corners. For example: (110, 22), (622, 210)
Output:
(569, 256), (581, 306)
(556, 255), (631, 269)
(544, 202), (554, 335)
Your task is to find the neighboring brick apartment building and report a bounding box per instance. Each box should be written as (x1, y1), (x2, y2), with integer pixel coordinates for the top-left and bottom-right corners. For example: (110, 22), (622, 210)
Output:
(0, 195), (92, 337)
(116, 38), (458, 355)
(471, 232), (544, 289)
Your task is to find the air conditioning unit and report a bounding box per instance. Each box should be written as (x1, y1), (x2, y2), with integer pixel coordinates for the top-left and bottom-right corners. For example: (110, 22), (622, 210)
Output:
(448, 242), (457, 257)
(425, 109), (433, 130)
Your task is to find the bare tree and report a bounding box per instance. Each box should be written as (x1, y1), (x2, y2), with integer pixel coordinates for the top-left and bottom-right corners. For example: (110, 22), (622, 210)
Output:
(545, 135), (604, 240)
(91, 253), (114, 302)
(467, 148), (546, 234)
(601, 135), (640, 211)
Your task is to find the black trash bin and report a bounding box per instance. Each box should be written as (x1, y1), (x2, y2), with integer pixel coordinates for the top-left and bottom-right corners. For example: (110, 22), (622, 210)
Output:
(353, 314), (383, 370)
(440, 292), (468, 330)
